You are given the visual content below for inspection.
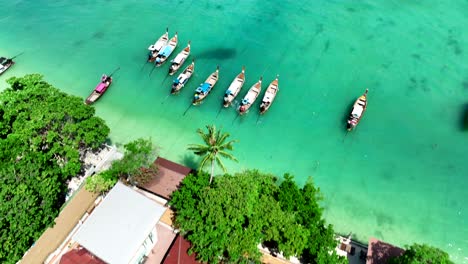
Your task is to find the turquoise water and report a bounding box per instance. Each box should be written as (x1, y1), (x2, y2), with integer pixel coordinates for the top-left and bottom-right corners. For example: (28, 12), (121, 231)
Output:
(1, 0), (467, 262)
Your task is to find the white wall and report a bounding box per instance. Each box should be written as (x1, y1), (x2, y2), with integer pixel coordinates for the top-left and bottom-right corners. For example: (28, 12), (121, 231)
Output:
(129, 226), (158, 264)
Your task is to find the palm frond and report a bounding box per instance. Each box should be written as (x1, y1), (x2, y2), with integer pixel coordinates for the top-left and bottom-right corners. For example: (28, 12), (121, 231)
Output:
(220, 139), (238, 150)
(215, 155), (227, 172)
(189, 125), (238, 177)
(196, 128), (211, 146)
(187, 143), (208, 150)
(187, 144), (210, 155)
(217, 132), (230, 145)
(198, 154), (212, 171)
(208, 125), (216, 146)
(218, 150), (238, 162)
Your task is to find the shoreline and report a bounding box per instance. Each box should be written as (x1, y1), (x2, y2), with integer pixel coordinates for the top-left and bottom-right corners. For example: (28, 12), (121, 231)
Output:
(1, 60), (466, 264)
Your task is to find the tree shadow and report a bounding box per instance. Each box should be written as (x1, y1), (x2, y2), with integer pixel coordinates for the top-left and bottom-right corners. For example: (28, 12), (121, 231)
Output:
(181, 153), (198, 169)
(341, 99), (356, 127)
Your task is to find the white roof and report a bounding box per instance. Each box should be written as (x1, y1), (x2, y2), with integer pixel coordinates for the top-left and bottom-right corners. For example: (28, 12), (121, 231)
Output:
(73, 182), (166, 264)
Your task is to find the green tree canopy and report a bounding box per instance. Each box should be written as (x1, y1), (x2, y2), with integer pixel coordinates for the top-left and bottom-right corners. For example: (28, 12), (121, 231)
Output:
(0, 74), (109, 263)
(187, 125), (237, 183)
(277, 174), (346, 264)
(389, 244), (454, 264)
(85, 138), (158, 193)
(170, 170), (344, 264)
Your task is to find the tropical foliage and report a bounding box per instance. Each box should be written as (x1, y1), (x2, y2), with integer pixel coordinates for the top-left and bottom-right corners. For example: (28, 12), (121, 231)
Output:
(389, 244), (454, 264)
(187, 125), (237, 183)
(170, 170), (345, 264)
(0, 74), (109, 263)
(85, 138), (158, 193)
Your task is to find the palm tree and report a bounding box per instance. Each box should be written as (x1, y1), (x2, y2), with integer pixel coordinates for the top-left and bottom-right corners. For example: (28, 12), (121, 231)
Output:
(187, 125), (238, 183)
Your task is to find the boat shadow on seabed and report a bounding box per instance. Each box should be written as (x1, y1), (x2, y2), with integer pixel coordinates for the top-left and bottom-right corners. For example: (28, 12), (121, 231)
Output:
(460, 103), (468, 131)
(341, 99), (359, 143)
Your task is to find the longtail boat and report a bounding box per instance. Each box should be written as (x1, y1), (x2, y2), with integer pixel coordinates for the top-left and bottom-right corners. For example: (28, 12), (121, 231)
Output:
(193, 66), (219, 105)
(346, 89), (369, 131)
(155, 33), (178, 67)
(147, 28), (169, 62)
(223, 66), (246, 107)
(259, 75), (279, 114)
(171, 60), (195, 94)
(238, 77), (262, 115)
(169, 41), (190, 76)
(85, 67), (120, 105)
(0, 57), (15, 76)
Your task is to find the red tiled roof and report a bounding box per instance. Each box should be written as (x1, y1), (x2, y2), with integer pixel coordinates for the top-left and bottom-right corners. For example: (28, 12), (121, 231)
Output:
(366, 237), (404, 264)
(59, 247), (106, 264)
(140, 157), (193, 200)
(162, 235), (201, 264)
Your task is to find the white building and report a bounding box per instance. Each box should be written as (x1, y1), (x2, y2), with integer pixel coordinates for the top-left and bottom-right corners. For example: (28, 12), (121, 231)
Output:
(71, 182), (167, 264)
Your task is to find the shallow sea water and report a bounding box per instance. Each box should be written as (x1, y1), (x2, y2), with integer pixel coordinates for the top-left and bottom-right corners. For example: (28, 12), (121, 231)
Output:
(1, 0), (467, 262)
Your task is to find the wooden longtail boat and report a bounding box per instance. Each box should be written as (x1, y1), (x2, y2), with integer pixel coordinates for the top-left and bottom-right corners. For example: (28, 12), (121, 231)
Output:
(169, 41), (190, 76)
(85, 75), (112, 105)
(193, 66), (219, 105)
(223, 66), (245, 107)
(85, 67), (120, 105)
(147, 28), (169, 62)
(0, 57), (15, 76)
(346, 89), (369, 131)
(238, 77), (262, 115)
(259, 75), (279, 114)
(171, 60), (195, 94)
(154, 33), (178, 67)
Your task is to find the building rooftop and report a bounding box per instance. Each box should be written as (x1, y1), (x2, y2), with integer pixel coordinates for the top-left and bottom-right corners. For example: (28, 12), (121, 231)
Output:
(140, 157), (192, 200)
(366, 237), (404, 264)
(20, 187), (98, 264)
(59, 247), (106, 264)
(162, 235), (200, 264)
(73, 182), (166, 264)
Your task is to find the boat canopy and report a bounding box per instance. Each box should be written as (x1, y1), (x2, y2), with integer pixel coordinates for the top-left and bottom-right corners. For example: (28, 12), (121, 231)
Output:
(263, 91), (274, 102)
(351, 105), (363, 118)
(0, 57), (6, 64)
(158, 45), (173, 57)
(172, 53), (185, 64)
(195, 83), (211, 94)
(242, 91), (257, 105)
(174, 74), (188, 85)
(95, 83), (107, 93)
(178, 74), (188, 84)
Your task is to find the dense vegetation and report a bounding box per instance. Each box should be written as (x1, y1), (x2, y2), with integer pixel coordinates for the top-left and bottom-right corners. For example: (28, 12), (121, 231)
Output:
(0, 74), (109, 263)
(187, 125), (237, 183)
(85, 138), (158, 193)
(170, 170), (346, 264)
(389, 244), (454, 264)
